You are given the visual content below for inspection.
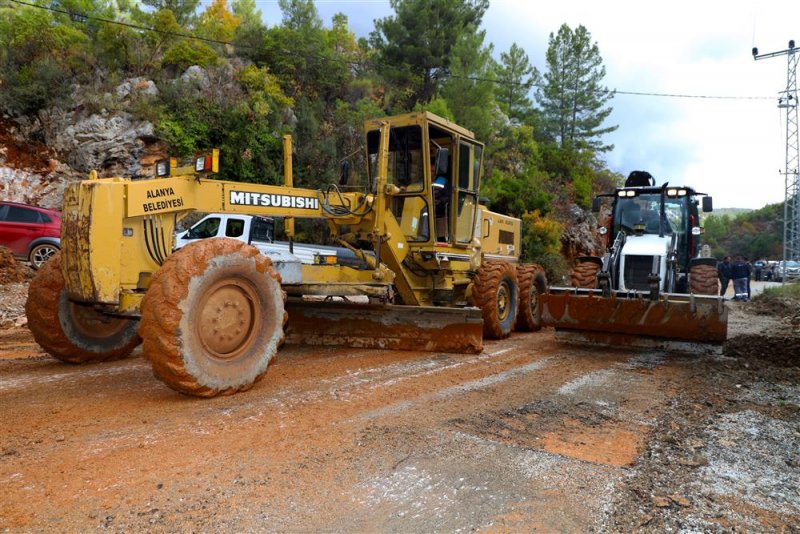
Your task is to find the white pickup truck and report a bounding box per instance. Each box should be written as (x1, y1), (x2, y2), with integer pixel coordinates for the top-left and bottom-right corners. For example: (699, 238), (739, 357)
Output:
(175, 213), (369, 284)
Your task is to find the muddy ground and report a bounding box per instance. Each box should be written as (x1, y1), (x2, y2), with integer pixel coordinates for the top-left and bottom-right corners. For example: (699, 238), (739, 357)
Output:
(1, 278), (798, 532)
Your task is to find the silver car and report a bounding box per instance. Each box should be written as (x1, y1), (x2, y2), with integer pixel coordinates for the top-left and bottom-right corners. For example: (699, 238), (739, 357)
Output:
(775, 260), (800, 282)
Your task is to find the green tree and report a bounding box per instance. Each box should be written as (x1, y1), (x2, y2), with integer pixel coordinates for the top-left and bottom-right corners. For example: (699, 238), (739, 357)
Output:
(0, 3), (91, 114)
(495, 42), (538, 122)
(278, 0), (321, 30)
(482, 124), (551, 218)
(537, 24), (616, 152)
(263, 2), (351, 101)
(141, 0), (199, 25)
(369, 0), (489, 108)
(439, 26), (496, 142)
(230, 0), (267, 61)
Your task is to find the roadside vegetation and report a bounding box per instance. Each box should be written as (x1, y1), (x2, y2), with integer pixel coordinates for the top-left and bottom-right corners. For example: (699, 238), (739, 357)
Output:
(703, 203), (783, 260)
(759, 282), (800, 300)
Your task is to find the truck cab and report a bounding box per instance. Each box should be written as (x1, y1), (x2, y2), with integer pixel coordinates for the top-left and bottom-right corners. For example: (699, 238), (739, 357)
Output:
(174, 213), (275, 249)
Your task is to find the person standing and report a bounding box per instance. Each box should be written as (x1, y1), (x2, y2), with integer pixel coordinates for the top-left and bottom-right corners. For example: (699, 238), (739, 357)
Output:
(745, 257), (753, 300)
(717, 256), (732, 297)
(731, 256), (750, 301)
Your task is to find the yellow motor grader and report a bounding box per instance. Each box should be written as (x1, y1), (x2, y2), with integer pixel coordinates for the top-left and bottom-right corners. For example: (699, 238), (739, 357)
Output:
(25, 112), (548, 397)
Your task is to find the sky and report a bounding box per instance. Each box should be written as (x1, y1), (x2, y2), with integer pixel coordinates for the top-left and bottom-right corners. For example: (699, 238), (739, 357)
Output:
(253, 0), (800, 209)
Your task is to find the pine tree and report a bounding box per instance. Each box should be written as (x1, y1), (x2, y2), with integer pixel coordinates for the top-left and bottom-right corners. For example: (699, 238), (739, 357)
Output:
(537, 24), (617, 152)
(495, 43), (539, 122)
(440, 26), (496, 142)
(369, 0), (489, 108)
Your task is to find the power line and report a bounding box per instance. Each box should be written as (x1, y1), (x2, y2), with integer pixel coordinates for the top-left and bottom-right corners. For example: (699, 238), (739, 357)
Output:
(614, 90), (773, 101)
(3, 0), (780, 101)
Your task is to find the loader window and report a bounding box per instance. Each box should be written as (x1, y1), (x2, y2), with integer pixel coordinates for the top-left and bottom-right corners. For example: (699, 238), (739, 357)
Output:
(614, 194), (686, 236)
(367, 126), (424, 193)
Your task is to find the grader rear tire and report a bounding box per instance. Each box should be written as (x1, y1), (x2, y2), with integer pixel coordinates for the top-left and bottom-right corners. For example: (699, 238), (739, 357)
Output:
(570, 259), (601, 288)
(515, 264), (547, 332)
(470, 261), (518, 339)
(25, 253), (141, 363)
(689, 263), (718, 295)
(139, 238), (286, 397)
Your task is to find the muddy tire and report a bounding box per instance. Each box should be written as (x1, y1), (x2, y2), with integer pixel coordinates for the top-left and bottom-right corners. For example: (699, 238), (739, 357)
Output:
(689, 263), (718, 295)
(515, 264), (547, 332)
(139, 238), (286, 397)
(470, 261), (518, 339)
(25, 253), (142, 363)
(570, 258), (601, 288)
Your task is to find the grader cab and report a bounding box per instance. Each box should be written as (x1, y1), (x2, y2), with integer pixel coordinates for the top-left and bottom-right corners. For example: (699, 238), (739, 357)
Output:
(26, 112), (547, 397)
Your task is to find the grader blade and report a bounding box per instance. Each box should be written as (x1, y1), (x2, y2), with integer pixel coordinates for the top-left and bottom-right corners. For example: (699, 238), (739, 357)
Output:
(285, 300), (484, 354)
(540, 288), (727, 348)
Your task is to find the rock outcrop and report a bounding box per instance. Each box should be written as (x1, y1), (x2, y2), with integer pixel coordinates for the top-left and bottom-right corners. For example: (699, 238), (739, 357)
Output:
(1, 77), (165, 209)
(560, 204), (603, 263)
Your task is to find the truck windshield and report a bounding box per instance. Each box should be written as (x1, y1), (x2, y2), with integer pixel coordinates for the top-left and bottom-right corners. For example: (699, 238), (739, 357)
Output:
(613, 194), (687, 236)
(187, 217), (220, 239)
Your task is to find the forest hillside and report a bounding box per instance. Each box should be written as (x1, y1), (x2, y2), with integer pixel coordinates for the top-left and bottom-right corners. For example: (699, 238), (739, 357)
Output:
(1, 0), (779, 274)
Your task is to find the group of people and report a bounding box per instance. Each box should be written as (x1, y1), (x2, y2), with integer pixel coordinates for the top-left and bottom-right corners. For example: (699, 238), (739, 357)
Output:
(717, 255), (752, 301)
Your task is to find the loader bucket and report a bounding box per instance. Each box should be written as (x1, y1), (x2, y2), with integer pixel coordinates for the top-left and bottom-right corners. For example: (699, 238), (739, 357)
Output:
(540, 288), (727, 349)
(285, 300), (484, 354)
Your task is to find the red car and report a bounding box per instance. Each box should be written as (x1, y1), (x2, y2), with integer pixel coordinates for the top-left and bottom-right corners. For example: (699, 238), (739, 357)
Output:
(0, 201), (61, 269)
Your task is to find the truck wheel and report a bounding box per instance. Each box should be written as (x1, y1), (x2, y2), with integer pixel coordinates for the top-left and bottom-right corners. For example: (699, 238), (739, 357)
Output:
(139, 238), (286, 397)
(470, 261), (518, 339)
(570, 258), (601, 288)
(515, 264), (547, 332)
(689, 263), (718, 295)
(26, 253), (141, 363)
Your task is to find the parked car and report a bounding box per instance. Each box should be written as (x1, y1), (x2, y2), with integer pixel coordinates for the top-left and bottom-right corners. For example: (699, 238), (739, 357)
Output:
(775, 260), (800, 282)
(0, 201), (61, 269)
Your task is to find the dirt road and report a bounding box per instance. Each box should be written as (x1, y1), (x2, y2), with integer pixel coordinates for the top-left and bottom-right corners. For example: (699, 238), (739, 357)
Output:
(1, 295), (798, 532)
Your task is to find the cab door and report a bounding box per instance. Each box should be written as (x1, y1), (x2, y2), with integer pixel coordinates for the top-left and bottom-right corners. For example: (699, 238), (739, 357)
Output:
(453, 141), (481, 246)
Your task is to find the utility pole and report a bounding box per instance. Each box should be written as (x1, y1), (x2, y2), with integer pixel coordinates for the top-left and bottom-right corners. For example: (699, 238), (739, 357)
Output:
(753, 40), (799, 284)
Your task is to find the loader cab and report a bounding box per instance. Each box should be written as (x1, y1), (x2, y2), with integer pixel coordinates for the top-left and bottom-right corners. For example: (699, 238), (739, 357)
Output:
(609, 186), (705, 270)
(365, 112), (482, 249)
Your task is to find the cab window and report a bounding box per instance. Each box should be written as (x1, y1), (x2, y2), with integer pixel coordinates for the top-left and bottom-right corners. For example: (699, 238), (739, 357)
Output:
(367, 126), (424, 193)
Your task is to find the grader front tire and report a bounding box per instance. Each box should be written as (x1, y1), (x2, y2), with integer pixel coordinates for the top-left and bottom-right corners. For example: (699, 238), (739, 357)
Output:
(689, 263), (719, 296)
(470, 261), (518, 339)
(25, 253), (141, 363)
(139, 238), (286, 397)
(570, 259), (601, 288)
(515, 264), (547, 332)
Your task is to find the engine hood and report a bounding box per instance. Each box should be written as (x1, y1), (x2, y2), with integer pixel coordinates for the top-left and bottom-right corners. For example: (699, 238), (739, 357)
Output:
(621, 233), (671, 256)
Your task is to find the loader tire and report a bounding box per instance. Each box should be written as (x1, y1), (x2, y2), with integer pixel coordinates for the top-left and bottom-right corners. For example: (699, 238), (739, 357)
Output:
(515, 264), (547, 332)
(570, 258), (601, 288)
(689, 263), (718, 296)
(25, 253), (141, 363)
(139, 238), (286, 397)
(470, 261), (518, 339)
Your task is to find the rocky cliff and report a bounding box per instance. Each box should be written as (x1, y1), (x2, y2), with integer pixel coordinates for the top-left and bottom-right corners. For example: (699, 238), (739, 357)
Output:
(0, 77), (166, 209)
